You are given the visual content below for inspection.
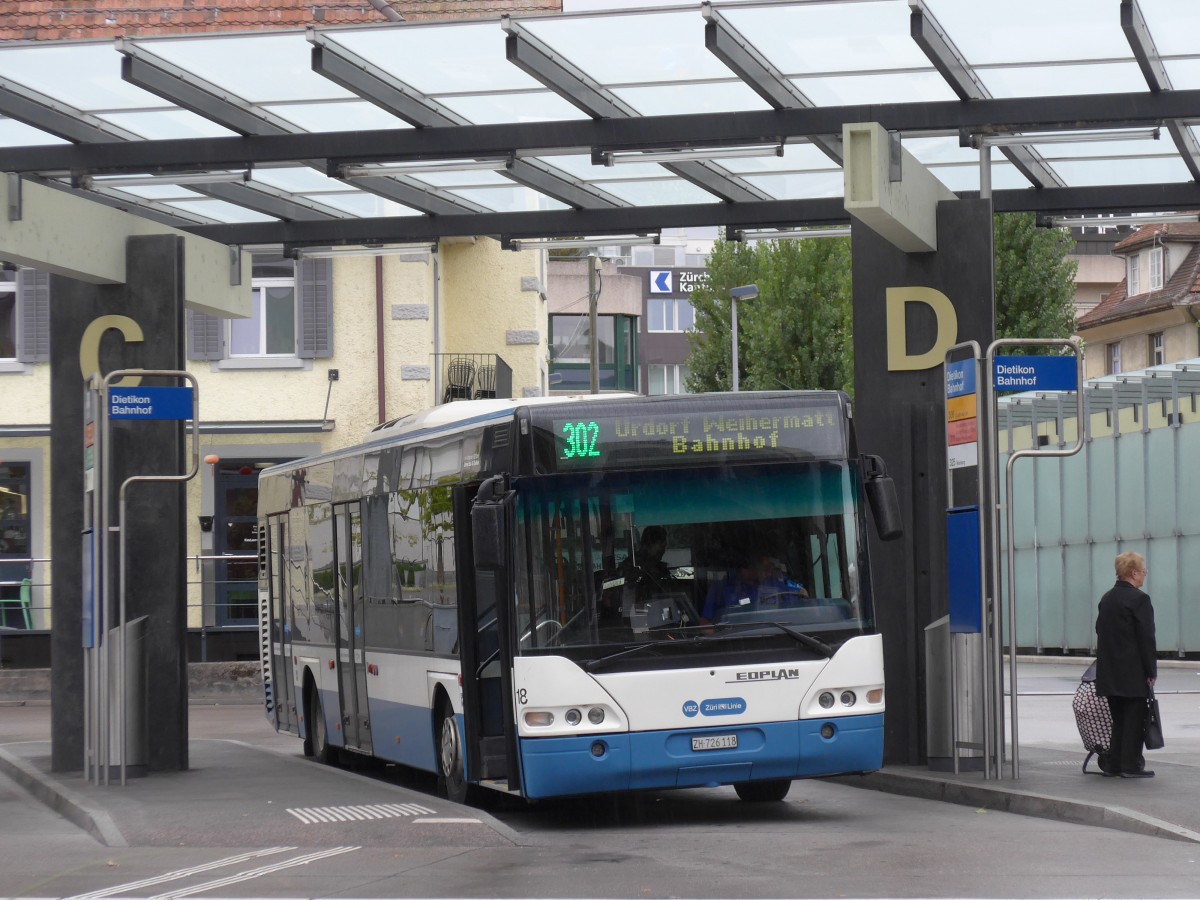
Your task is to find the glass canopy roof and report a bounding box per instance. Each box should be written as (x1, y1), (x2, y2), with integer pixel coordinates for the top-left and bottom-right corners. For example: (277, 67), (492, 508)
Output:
(0, 0), (1198, 246)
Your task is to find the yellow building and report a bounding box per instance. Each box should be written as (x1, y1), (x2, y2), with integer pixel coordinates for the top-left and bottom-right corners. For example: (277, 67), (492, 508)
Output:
(0, 240), (548, 661)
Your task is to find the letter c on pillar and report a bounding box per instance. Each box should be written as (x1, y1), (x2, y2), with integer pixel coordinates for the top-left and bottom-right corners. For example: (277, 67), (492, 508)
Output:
(79, 315), (145, 386)
(885, 286), (958, 371)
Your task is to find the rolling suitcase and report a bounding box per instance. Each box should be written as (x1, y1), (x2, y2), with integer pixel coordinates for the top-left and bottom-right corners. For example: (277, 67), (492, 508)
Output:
(1072, 661), (1114, 775)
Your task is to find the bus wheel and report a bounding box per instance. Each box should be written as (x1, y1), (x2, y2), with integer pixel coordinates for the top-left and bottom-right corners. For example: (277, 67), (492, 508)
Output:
(309, 690), (336, 765)
(734, 779), (791, 802)
(437, 704), (469, 804)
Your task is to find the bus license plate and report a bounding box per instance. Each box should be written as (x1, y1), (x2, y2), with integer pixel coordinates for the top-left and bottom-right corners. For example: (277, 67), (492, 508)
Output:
(692, 734), (738, 751)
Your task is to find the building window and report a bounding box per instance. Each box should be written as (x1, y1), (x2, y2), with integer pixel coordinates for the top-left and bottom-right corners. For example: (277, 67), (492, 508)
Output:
(0, 268), (50, 368)
(647, 364), (691, 395)
(550, 314), (614, 364)
(548, 314), (637, 392)
(1107, 342), (1122, 375)
(1150, 332), (1165, 366)
(647, 298), (696, 333)
(188, 255), (332, 366)
(0, 272), (15, 361)
(229, 278), (296, 357)
(0, 461), (32, 630)
(1149, 246), (1164, 291)
(1126, 254), (1141, 296)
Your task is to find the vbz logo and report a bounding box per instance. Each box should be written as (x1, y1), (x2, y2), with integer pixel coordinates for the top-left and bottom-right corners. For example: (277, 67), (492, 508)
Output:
(682, 700), (699, 718)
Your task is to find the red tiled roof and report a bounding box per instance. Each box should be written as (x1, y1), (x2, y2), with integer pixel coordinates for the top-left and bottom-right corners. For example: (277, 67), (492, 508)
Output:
(1111, 220), (1200, 253)
(0, 1), (562, 41)
(1077, 240), (1200, 329)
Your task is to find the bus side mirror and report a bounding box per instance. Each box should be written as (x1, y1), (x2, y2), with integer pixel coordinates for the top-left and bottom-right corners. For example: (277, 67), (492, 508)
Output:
(472, 475), (512, 567)
(862, 454), (903, 541)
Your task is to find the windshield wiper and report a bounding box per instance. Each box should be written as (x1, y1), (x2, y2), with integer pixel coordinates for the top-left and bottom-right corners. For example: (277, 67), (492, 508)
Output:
(715, 619), (834, 658)
(762, 621), (834, 657)
(584, 637), (702, 673)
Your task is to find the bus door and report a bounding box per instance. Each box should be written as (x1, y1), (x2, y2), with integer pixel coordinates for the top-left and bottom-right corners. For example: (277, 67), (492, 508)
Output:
(333, 501), (371, 753)
(457, 478), (520, 790)
(265, 513), (296, 733)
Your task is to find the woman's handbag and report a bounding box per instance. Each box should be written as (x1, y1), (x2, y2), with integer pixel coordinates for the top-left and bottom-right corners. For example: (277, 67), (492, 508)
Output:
(1144, 687), (1165, 751)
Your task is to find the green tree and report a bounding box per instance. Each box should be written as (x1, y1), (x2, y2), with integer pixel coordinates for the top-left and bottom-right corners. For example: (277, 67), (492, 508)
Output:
(993, 212), (1078, 345)
(685, 235), (854, 393)
(685, 214), (1077, 391)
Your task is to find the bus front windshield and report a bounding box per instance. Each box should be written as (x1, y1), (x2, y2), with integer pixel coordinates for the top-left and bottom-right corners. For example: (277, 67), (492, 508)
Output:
(512, 461), (870, 657)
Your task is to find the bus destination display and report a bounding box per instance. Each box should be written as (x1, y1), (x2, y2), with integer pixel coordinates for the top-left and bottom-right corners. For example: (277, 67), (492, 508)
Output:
(550, 405), (845, 469)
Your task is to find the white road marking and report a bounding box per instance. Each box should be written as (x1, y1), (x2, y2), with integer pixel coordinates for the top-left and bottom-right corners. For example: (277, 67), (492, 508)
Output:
(145, 846), (359, 900)
(413, 818), (483, 824)
(286, 802), (436, 823)
(62, 848), (296, 900)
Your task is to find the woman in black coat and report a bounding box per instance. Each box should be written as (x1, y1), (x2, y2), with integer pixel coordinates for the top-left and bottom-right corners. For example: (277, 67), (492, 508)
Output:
(1095, 551), (1158, 778)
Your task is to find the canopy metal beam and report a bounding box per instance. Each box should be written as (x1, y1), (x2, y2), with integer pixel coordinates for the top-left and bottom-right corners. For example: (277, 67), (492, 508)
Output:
(120, 36), (488, 216)
(187, 196), (850, 246)
(312, 32), (624, 210)
(702, 2), (842, 166)
(8, 89), (1199, 178)
(0, 77), (131, 145)
(503, 17), (769, 204)
(1120, 0), (1200, 181)
(175, 179), (1200, 248)
(310, 37), (465, 129)
(909, 2), (1063, 189)
(0, 67), (340, 223)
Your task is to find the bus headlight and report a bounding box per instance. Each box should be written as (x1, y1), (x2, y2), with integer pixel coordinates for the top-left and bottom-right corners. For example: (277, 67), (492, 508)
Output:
(565, 708), (582, 726)
(840, 691), (856, 707)
(524, 711), (554, 727)
(818, 692), (835, 709)
(588, 707), (605, 725)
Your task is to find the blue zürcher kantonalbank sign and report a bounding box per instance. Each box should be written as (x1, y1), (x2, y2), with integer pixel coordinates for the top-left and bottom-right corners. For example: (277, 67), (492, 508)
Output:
(108, 386), (194, 420)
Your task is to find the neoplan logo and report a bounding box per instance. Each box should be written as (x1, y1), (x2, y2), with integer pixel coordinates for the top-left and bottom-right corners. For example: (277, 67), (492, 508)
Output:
(730, 668), (801, 682)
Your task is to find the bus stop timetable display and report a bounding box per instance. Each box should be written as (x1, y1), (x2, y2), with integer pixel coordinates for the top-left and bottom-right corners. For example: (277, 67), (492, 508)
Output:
(108, 386), (194, 420)
(550, 405), (845, 468)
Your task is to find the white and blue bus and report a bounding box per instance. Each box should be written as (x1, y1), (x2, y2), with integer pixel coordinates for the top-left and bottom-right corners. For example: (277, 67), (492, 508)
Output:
(257, 391), (901, 803)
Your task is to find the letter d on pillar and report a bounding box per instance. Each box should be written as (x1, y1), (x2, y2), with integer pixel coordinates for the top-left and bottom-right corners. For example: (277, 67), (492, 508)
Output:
(886, 286), (958, 371)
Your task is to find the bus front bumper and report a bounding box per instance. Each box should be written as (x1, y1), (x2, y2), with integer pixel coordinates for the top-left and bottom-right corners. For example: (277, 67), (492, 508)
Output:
(517, 713), (883, 799)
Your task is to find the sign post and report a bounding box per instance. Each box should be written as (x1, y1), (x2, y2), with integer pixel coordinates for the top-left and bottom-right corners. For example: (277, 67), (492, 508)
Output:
(984, 339), (1083, 779)
(940, 343), (987, 776)
(85, 369), (199, 786)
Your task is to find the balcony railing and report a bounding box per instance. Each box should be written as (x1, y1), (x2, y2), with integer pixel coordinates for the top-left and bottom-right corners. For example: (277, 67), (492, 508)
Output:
(433, 353), (512, 404)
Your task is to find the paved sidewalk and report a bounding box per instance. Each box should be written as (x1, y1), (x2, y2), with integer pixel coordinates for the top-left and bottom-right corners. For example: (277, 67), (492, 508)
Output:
(0, 737), (519, 850)
(835, 745), (1200, 844)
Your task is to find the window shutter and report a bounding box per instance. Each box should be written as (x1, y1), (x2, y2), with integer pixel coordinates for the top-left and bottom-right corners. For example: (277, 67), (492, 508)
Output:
(187, 308), (224, 361)
(17, 268), (50, 363)
(298, 257), (332, 359)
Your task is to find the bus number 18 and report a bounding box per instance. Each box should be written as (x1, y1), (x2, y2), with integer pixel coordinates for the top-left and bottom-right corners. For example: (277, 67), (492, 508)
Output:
(561, 421), (601, 459)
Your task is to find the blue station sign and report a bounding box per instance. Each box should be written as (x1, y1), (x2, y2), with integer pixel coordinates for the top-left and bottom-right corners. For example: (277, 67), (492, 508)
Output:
(945, 358), (977, 399)
(992, 356), (1077, 393)
(109, 386), (194, 420)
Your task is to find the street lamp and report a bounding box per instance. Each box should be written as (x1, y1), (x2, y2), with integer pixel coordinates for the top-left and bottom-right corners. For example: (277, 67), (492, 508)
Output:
(729, 284), (758, 392)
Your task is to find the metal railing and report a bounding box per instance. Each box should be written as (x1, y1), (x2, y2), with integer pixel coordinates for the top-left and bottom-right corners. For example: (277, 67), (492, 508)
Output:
(432, 352), (512, 403)
(0, 554), (260, 658)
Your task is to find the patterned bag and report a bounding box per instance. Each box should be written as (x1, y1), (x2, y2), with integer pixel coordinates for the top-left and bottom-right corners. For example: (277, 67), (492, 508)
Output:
(1072, 662), (1115, 774)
